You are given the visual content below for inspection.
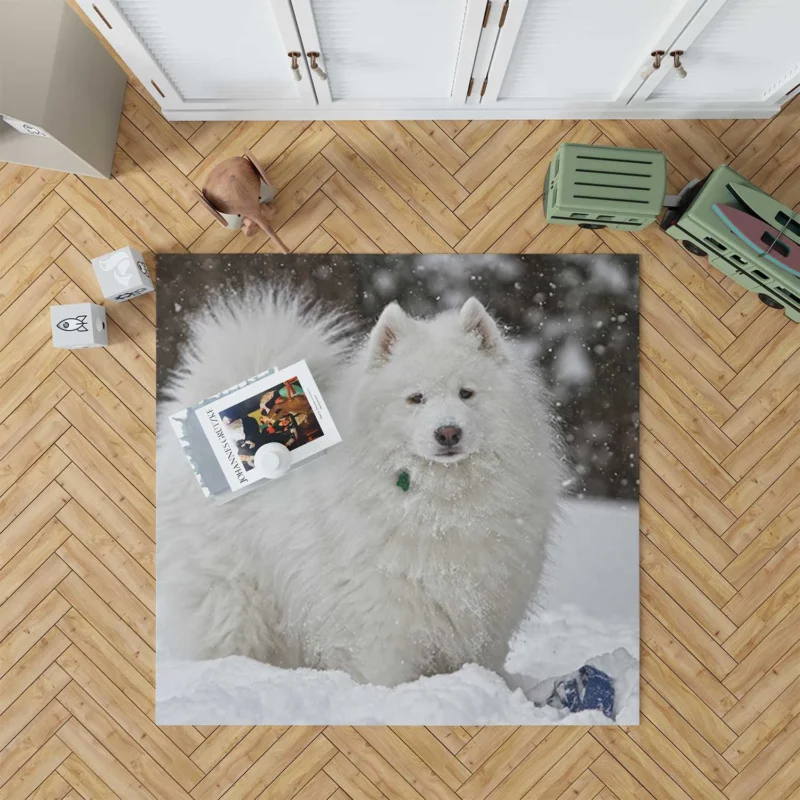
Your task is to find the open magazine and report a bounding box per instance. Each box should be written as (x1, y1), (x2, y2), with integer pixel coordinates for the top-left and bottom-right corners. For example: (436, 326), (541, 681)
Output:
(170, 360), (341, 497)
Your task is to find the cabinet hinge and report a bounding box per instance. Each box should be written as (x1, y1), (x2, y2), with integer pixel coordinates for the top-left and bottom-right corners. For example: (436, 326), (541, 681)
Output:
(480, 77), (488, 97)
(467, 77), (474, 97)
(498, 0), (509, 27)
(482, 0), (491, 27)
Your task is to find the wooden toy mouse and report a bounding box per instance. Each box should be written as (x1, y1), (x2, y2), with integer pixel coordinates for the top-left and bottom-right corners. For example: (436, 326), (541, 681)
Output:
(197, 148), (288, 253)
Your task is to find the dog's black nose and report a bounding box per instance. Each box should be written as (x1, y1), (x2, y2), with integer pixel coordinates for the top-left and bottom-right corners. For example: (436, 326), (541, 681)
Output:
(435, 426), (462, 447)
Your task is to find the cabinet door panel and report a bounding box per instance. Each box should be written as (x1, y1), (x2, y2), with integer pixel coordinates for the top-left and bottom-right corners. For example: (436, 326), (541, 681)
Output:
(294, 0), (481, 106)
(492, 0), (696, 102)
(482, 0), (705, 107)
(79, 0), (314, 109)
(647, 0), (800, 103)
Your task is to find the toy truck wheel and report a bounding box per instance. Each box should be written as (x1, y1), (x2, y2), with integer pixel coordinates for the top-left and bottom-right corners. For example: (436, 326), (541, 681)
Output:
(578, 223), (607, 230)
(682, 240), (707, 257)
(758, 293), (784, 310)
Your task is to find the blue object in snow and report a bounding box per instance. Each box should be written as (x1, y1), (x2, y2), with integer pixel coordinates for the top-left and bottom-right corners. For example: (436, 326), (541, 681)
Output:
(548, 665), (615, 719)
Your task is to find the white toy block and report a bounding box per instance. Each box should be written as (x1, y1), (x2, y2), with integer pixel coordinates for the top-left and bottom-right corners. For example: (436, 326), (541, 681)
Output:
(51, 303), (107, 349)
(91, 246), (154, 302)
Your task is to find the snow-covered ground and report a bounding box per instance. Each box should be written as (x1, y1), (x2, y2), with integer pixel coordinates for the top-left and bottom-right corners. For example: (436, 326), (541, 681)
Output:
(156, 498), (639, 725)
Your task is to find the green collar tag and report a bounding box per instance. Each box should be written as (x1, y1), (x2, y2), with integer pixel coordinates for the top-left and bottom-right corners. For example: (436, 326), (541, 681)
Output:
(396, 470), (410, 492)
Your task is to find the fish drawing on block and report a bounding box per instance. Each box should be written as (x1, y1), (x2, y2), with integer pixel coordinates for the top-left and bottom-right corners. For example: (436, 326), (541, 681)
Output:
(57, 315), (89, 333)
(712, 203), (800, 277)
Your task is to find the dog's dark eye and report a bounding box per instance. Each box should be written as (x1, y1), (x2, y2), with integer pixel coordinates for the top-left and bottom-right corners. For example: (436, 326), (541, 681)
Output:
(407, 393), (424, 405)
(459, 388), (475, 400)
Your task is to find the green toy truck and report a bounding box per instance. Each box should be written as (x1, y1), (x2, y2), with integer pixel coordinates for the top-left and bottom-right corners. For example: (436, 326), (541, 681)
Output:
(544, 143), (800, 322)
(543, 143), (667, 232)
(660, 165), (800, 323)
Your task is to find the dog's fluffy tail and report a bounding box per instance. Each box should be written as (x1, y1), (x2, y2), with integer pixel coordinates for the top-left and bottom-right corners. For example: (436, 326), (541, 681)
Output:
(161, 287), (355, 415)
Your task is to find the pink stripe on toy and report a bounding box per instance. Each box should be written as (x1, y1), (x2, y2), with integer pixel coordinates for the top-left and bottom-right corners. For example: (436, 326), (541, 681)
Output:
(713, 204), (800, 276)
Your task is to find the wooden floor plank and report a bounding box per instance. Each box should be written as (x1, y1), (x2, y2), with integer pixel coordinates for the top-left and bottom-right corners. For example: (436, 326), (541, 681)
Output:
(121, 85), (202, 175)
(56, 535), (153, 643)
(0, 163), (37, 206)
(0, 193), (70, 279)
(77, 172), (185, 255)
(457, 728), (548, 800)
(0, 447), (70, 539)
(642, 612), (737, 719)
(0, 733), (70, 800)
(56, 501), (154, 609)
(57, 752), (122, 800)
(641, 535), (736, 644)
(55, 427), (154, 535)
(322, 173), (415, 253)
(186, 121), (239, 158)
(521, 733), (603, 800)
(721, 461), (800, 561)
(55, 356), (154, 468)
(641, 391), (735, 500)
(454, 121), (506, 156)
(57, 646), (203, 790)
(0, 228), (68, 317)
(189, 726), (289, 800)
(640, 680), (737, 790)
(723, 550), (800, 649)
(111, 147), (202, 248)
(400, 121), (469, 175)
(0, 264), (69, 351)
(453, 121), (539, 192)
(364, 120), (469, 210)
(323, 132), (457, 250)
(56, 716), (158, 800)
(56, 571), (154, 684)
(724, 644), (800, 735)
(265, 121), (336, 192)
(642, 572), (737, 681)
(0, 555), (70, 643)
(0, 592), (70, 677)
(249, 121), (313, 172)
(116, 116), (201, 213)
(641, 500), (736, 608)
(55, 391), (155, 503)
(0, 170), (66, 244)
(322, 751), (386, 800)
(454, 119), (579, 230)
(722, 390), (800, 479)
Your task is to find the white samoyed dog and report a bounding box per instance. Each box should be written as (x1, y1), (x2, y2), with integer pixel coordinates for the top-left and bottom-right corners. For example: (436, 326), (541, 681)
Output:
(157, 289), (562, 689)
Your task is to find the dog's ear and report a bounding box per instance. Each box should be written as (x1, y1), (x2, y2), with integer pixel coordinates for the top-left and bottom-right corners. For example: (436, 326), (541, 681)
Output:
(368, 302), (409, 367)
(460, 298), (503, 355)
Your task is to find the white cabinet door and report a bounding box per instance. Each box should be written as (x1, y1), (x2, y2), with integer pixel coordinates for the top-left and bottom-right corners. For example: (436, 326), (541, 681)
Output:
(479, 0), (707, 110)
(290, 0), (486, 109)
(634, 0), (800, 109)
(75, 0), (316, 112)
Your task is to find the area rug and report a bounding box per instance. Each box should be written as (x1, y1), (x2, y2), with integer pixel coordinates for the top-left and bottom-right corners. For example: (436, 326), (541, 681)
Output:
(155, 253), (640, 725)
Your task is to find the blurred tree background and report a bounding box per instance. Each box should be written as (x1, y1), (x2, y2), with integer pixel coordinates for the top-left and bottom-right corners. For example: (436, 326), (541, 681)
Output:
(159, 253), (639, 501)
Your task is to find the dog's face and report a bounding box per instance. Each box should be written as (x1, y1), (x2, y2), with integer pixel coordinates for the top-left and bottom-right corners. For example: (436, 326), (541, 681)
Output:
(360, 298), (517, 465)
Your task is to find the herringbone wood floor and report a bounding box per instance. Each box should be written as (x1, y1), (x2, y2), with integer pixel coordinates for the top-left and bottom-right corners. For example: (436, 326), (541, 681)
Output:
(2, 47), (800, 799)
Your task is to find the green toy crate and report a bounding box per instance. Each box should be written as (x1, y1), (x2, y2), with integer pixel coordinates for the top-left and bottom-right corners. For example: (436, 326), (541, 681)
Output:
(660, 164), (800, 323)
(544, 143), (667, 231)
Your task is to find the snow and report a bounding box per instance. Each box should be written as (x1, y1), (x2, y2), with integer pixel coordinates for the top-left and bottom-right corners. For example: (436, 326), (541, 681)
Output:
(156, 498), (639, 725)
(587, 257), (630, 294)
(553, 337), (594, 386)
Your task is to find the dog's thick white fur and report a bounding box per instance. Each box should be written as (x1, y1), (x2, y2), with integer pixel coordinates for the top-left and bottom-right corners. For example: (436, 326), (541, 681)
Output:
(157, 290), (561, 687)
